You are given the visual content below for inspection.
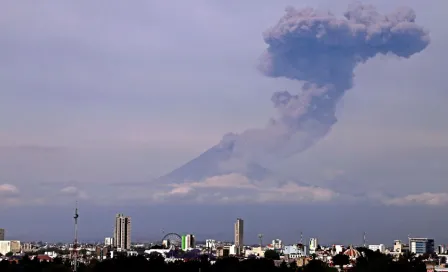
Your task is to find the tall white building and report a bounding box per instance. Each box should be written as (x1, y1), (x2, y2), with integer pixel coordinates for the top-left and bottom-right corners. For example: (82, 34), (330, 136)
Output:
(113, 214), (131, 250)
(234, 218), (244, 255)
(0, 229), (4, 240)
(309, 238), (318, 254)
(0, 241), (20, 255)
(185, 234), (195, 249)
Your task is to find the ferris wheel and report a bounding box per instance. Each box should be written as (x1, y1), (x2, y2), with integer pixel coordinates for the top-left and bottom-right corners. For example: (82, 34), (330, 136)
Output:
(162, 233), (182, 248)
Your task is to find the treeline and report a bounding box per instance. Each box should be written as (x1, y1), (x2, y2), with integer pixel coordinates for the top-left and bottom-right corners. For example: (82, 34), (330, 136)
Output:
(0, 250), (428, 272)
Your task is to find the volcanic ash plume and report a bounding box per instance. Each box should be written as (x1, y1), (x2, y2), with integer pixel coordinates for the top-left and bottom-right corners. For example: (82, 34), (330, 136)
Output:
(158, 3), (431, 184)
(228, 2), (430, 162)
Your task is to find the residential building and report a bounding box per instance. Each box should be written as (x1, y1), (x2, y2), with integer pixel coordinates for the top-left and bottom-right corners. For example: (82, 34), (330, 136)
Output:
(96, 246), (110, 260)
(104, 237), (113, 247)
(272, 239), (282, 250)
(0, 229), (4, 240)
(393, 240), (409, 253)
(332, 245), (344, 255)
(438, 245), (446, 254)
(229, 244), (238, 255)
(368, 244), (386, 253)
(409, 238), (435, 254)
(245, 247), (265, 258)
(205, 239), (216, 250)
(284, 244), (307, 258)
(113, 214), (131, 250)
(234, 218), (244, 255)
(216, 246), (230, 258)
(0, 240), (20, 255)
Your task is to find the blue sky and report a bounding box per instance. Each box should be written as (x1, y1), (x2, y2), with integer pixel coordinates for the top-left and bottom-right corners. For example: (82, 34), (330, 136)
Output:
(1, 0), (448, 244)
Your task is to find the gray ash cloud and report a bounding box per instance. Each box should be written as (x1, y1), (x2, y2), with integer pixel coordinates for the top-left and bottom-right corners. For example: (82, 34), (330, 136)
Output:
(159, 2), (431, 183)
(230, 2), (430, 162)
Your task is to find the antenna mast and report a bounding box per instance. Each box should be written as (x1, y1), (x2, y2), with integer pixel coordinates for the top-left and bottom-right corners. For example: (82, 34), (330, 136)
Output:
(72, 202), (79, 272)
(363, 232), (367, 247)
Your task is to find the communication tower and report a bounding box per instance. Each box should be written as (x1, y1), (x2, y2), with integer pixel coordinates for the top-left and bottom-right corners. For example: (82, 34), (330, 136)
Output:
(72, 202), (79, 272)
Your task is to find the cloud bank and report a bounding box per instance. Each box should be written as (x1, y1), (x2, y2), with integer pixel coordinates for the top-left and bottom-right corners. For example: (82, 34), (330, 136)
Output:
(155, 173), (337, 204)
(384, 192), (448, 206)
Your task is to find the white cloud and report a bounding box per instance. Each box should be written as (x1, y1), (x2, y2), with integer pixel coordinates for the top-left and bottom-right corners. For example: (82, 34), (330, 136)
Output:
(257, 183), (336, 202)
(0, 183), (20, 206)
(0, 183), (19, 196)
(384, 192), (448, 206)
(155, 173), (338, 204)
(60, 186), (88, 199)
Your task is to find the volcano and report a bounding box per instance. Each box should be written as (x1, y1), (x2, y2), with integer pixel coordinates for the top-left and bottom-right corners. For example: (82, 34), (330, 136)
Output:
(156, 137), (273, 184)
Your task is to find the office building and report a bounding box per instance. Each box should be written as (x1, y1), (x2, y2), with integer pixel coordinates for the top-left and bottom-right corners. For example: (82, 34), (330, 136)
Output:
(234, 218), (244, 254)
(181, 234), (195, 250)
(0, 240), (20, 255)
(0, 229), (4, 240)
(409, 238), (434, 254)
(113, 214), (131, 250)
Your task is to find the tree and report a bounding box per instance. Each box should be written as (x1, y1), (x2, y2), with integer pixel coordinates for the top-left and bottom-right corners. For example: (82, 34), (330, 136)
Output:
(290, 260), (298, 271)
(302, 259), (331, 272)
(332, 253), (350, 270)
(79, 248), (87, 256)
(5, 252), (13, 257)
(264, 249), (280, 260)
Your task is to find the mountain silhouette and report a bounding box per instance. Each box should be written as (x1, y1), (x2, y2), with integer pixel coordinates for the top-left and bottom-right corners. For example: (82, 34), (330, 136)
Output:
(156, 137), (275, 184)
(154, 136), (320, 190)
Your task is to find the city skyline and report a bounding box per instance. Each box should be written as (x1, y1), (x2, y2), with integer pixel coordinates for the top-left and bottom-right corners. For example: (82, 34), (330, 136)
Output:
(1, 0), (447, 243)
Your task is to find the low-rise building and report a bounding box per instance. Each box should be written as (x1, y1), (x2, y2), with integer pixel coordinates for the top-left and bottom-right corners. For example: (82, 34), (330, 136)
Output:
(368, 244), (386, 253)
(283, 244), (307, 258)
(104, 237), (113, 247)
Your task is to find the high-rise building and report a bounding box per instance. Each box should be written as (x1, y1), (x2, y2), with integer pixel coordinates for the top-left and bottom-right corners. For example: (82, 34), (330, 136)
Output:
(0, 229), (4, 240)
(182, 234), (195, 250)
(309, 238), (318, 254)
(113, 214), (131, 250)
(234, 218), (244, 254)
(409, 238), (434, 254)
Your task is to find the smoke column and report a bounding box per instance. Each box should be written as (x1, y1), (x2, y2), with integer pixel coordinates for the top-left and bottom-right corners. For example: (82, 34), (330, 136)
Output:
(221, 2), (430, 163)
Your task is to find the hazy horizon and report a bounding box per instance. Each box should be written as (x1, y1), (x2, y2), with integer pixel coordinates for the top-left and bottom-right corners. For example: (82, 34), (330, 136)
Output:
(1, 0), (447, 245)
